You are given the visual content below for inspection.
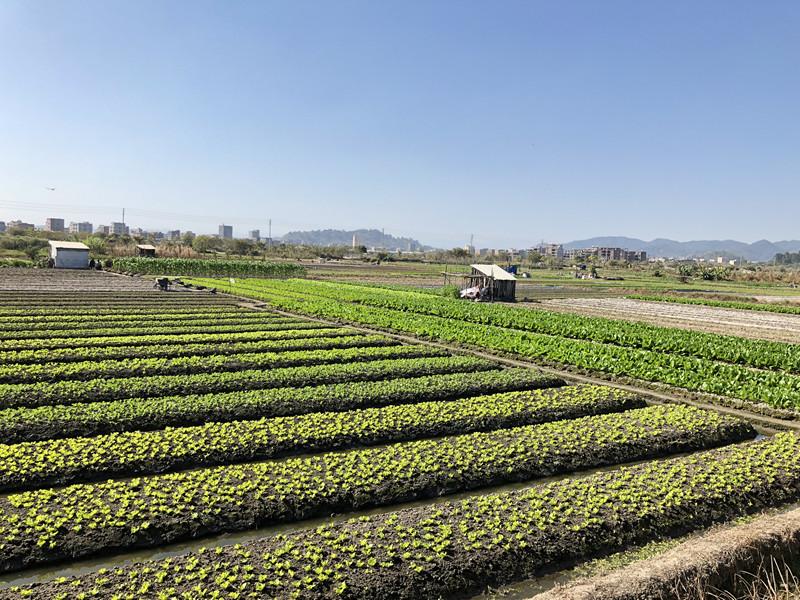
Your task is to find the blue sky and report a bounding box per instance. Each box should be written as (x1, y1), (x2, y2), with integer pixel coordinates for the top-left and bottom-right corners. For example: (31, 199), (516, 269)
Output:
(1, 1), (798, 248)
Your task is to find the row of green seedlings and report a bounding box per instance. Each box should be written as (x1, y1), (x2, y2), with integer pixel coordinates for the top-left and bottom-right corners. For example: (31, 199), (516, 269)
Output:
(0, 314), (305, 341)
(0, 330), (378, 366)
(0, 355), (499, 410)
(0, 306), (257, 323)
(0, 309), (283, 331)
(208, 280), (800, 411)
(14, 432), (798, 600)
(0, 294), (237, 306)
(627, 294), (800, 316)
(0, 404), (753, 573)
(0, 338), (434, 384)
(0, 368), (561, 443)
(226, 278), (800, 374)
(0, 384), (630, 492)
(0, 325), (352, 353)
(0, 305), (252, 319)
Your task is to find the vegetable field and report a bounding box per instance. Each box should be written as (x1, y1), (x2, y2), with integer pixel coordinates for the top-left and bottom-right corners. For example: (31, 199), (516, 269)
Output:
(194, 278), (800, 414)
(0, 270), (796, 599)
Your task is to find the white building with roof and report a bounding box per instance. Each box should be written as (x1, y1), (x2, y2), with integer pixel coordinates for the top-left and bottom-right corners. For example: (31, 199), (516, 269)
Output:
(48, 241), (90, 269)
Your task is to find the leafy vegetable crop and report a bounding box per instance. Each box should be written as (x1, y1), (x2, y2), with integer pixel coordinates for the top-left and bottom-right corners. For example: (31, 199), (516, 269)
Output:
(12, 432), (797, 600)
(0, 404), (752, 572)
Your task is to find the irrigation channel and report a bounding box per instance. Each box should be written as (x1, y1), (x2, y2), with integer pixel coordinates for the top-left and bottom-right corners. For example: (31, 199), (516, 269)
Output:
(0, 270), (798, 599)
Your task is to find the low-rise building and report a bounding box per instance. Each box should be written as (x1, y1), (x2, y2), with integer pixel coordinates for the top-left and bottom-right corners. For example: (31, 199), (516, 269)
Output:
(45, 218), (65, 232)
(48, 241), (90, 269)
(110, 222), (129, 235)
(7, 220), (35, 231)
(68, 221), (93, 234)
(535, 243), (564, 258)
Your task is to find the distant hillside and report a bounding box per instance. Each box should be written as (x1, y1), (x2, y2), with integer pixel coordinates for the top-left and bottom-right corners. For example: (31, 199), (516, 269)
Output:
(563, 237), (800, 262)
(280, 229), (431, 251)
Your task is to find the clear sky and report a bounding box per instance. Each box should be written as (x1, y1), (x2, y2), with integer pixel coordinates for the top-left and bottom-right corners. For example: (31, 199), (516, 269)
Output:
(1, 1), (798, 248)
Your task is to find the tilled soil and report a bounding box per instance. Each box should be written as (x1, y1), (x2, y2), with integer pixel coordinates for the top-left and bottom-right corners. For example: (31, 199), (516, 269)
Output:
(0, 269), (177, 292)
(536, 298), (800, 343)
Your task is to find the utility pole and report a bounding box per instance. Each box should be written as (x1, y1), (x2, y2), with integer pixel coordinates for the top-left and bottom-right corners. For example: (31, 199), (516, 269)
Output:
(268, 219), (272, 250)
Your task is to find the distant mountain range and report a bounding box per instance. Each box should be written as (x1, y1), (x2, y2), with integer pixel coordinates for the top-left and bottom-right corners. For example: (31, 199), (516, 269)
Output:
(563, 237), (800, 262)
(280, 229), (431, 251)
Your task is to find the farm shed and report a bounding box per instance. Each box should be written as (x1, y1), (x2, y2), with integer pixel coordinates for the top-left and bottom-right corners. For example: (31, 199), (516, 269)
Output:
(443, 264), (517, 302)
(136, 244), (157, 257)
(48, 241), (90, 269)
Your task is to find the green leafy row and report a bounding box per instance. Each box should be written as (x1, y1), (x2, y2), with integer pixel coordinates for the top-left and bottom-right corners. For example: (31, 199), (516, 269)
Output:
(205, 280), (800, 410)
(0, 336), (405, 383)
(0, 404), (753, 573)
(0, 368), (560, 443)
(14, 432), (797, 599)
(222, 278), (800, 374)
(0, 305), (249, 319)
(110, 257), (306, 277)
(0, 315), (305, 341)
(627, 294), (800, 315)
(0, 325), (353, 353)
(0, 309), (278, 331)
(0, 354), (498, 409)
(0, 384), (640, 492)
(0, 330), (372, 365)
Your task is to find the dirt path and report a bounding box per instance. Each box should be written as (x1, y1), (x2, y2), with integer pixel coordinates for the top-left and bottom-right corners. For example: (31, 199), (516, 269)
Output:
(534, 297), (800, 344)
(534, 504), (800, 600)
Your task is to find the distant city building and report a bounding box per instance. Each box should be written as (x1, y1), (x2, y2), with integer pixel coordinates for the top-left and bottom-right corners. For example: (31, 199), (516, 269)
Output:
(166, 230), (181, 241)
(565, 246), (646, 262)
(535, 243), (564, 258)
(248, 229), (260, 242)
(68, 221), (93, 234)
(0, 221), (5, 233)
(219, 224), (233, 239)
(7, 220), (35, 231)
(96, 225), (111, 235)
(45, 218), (65, 232)
(130, 227), (146, 237)
(110, 222), (129, 235)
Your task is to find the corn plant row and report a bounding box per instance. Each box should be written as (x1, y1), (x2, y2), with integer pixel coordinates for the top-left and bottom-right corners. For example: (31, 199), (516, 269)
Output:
(221, 278), (800, 374)
(0, 309), (277, 331)
(0, 331), (378, 366)
(0, 325), (352, 353)
(0, 368), (560, 443)
(13, 432), (797, 600)
(213, 282), (800, 410)
(0, 355), (496, 410)
(0, 405), (753, 573)
(0, 315), (303, 341)
(110, 256), (306, 277)
(0, 384), (639, 492)
(627, 294), (800, 315)
(0, 337), (406, 384)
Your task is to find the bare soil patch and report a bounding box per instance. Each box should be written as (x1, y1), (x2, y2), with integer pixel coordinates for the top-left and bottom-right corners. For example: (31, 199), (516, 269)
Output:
(535, 298), (800, 344)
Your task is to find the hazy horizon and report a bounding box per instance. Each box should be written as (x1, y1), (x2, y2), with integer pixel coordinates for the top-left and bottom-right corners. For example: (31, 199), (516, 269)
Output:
(2, 1), (798, 248)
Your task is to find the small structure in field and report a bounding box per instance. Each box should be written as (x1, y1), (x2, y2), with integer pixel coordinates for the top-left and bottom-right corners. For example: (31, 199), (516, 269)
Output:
(136, 244), (157, 257)
(48, 241), (90, 269)
(443, 263), (517, 302)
